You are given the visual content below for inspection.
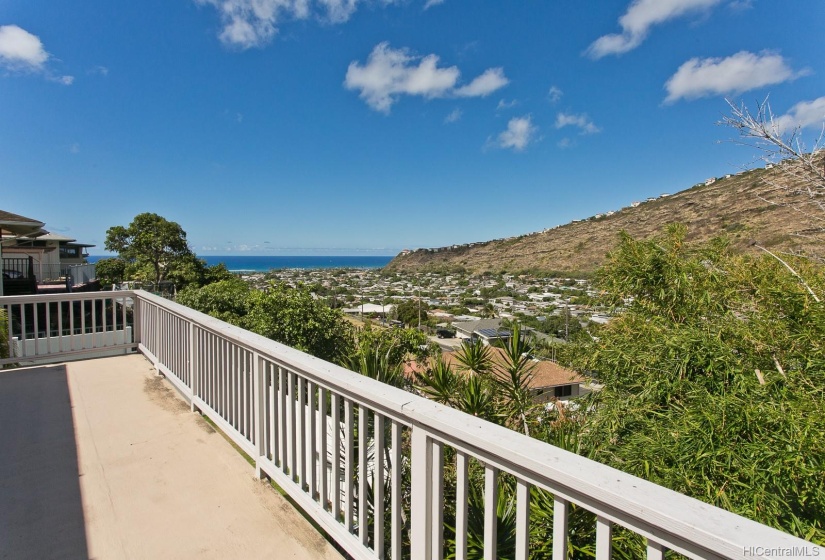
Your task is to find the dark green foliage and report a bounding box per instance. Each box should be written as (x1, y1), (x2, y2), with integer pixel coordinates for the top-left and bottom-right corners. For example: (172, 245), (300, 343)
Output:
(395, 298), (428, 327)
(105, 213), (194, 287)
(569, 225), (825, 544)
(94, 257), (127, 288)
(178, 280), (354, 363)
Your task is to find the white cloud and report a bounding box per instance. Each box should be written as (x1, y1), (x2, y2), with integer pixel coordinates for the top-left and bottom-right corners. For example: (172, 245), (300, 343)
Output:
(423, 0), (444, 8)
(317, 0), (359, 23)
(444, 108), (462, 123)
(555, 112), (601, 134)
(454, 67), (508, 97)
(586, 0), (722, 59)
(772, 97), (825, 134)
(497, 99), (517, 110)
(345, 43), (508, 113)
(0, 25), (49, 70)
(0, 25), (74, 85)
(196, 0), (372, 49)
(664, 51), (807, 103)
(497, 115), (537, 151)
(547, 85), (563, 104)
(88, 65), (109, 76)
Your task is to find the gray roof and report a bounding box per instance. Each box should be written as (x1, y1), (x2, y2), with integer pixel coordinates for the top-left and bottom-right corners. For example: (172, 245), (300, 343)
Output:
(453, 318), (503, 335)
(0, 210), (45, 238)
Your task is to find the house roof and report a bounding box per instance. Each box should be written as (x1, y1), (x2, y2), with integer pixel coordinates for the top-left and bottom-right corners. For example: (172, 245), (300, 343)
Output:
(443, 346), (584, 389)
(452, 318), (503, 335)
(36, 233), (77, 242)
(0, 210), (45, 238)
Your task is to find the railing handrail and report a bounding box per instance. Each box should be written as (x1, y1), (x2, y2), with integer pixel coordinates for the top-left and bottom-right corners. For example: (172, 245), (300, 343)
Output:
(131, 290), (813, 559)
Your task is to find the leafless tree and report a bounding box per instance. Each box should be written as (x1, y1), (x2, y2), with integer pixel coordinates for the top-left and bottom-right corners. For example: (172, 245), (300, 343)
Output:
(719, 98), (825, 231)
(720, 97), (825, 261)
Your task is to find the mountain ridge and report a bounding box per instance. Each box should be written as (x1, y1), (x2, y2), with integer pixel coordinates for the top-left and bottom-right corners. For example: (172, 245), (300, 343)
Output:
(385, 160), (823, 276)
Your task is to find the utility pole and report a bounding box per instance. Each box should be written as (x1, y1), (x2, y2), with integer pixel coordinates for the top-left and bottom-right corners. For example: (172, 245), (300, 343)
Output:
(565, 304), (569, 341)
(418, 285), (421, 329)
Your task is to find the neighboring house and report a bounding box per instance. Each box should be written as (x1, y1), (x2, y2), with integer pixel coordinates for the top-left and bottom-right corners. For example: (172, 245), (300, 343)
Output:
(452, 318), (511, 345)
(6, 232), (95, 281)
(342, 303), (395, 317)
(442, 346), (586, 403)
(1, 209), (96, 295)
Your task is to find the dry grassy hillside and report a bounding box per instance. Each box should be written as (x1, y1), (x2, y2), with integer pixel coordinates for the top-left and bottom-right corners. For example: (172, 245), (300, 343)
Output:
(386, 160), (824, 276)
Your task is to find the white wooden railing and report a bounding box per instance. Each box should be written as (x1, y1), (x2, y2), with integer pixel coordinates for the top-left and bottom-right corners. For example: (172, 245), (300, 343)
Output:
(1, 290), (821, 560)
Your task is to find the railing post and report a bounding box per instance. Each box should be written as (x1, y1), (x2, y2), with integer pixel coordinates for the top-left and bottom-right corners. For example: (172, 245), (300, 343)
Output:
(133, 293), (142, 346)
(410, 425), (433, 560)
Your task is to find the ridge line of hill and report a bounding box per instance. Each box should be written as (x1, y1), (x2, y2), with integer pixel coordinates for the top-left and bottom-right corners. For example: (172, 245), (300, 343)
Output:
(385, 160), (823, 276)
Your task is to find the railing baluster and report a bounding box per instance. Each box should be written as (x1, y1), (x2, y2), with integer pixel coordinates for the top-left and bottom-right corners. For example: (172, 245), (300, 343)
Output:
(596, 516), (612, 560)
(516, 479), (530, 560)
(33, 302), (39, 356)
(391, 421), (402, 560)
(553, 497), (569, 560)
(297, 375), (306, 487)
(245, 350), (251, 440)
(287, 370), (296, 480)
(331, 392), (341, 521)
(455, 452), (469, 560)
(45, 301), (51, 351)
(432, 441), (444, 560)
(21, 303), (28, 356)
(57, 301), (64, 352)
(278, 367), (287, 470)
(483, 465), (498, 560)
(318, 386), (328, 509)
(344, 398), (354, 533)
(91, 299), (97, 348)
(359, 404), (368, 545)
(308, 381), (317, 499)
(269, 363), (277, 464)
(410, 428), (432, 560)
(374, 412), (385, 559)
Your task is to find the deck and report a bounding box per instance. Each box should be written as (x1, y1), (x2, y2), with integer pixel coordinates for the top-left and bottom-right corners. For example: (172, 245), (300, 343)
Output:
(0, 354), (343, 560)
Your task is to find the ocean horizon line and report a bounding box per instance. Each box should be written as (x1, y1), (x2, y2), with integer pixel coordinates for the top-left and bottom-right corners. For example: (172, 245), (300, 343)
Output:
(88, 254), (394, 271)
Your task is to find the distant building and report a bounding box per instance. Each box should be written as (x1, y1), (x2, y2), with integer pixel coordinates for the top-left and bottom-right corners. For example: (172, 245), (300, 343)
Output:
(705, 177), (717, 185)
(442, 346), (586, 402)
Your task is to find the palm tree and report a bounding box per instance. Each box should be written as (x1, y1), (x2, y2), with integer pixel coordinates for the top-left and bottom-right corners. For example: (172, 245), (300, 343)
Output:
(494, 323), (537, 436)
(415, 356), (461, 407)
(453, 338), (493, 377)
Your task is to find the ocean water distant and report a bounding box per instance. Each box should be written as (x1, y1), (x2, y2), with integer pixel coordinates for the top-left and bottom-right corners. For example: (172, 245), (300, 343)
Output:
(89, 255), (393, 272)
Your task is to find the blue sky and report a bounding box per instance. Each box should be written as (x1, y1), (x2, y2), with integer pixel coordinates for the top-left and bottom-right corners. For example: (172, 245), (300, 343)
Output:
(2, 0), (823, 256)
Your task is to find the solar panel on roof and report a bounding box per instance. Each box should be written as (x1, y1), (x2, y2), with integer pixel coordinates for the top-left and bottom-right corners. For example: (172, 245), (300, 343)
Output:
(476, 328), (510, 338)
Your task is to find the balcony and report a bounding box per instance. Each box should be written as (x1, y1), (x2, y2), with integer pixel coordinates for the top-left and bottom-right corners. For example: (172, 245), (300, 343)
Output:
(1, 291), (821, 560)
(2, 257), (97, 295)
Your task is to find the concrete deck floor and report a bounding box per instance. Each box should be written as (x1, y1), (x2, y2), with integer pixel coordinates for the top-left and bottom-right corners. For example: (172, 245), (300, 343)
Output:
(0, 354), (343, 560)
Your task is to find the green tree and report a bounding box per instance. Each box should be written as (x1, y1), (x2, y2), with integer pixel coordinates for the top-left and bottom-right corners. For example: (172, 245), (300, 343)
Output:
(105, 213), (194, 287)
(242, 283), (354, 363)
(178, 280), (354, 363)
(176, 278), (251, 324)
(570, 225), (825, 544)
(94, 257), (127, 288)
(493, 323), (537, 436)
(395, 298), (428, 327)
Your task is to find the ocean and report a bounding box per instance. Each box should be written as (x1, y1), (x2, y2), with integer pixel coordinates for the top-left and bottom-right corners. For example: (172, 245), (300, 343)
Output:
(88, 255), (393, 272)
